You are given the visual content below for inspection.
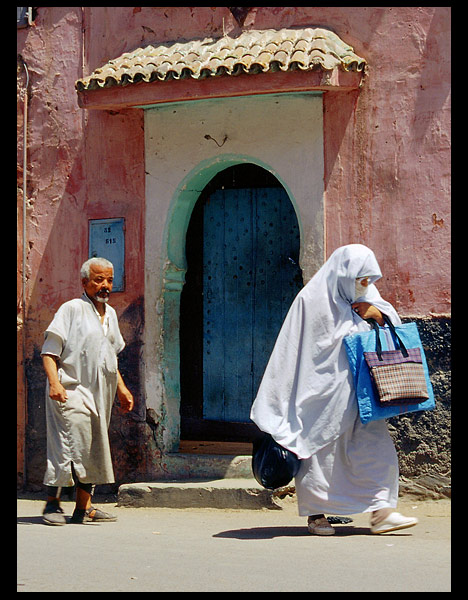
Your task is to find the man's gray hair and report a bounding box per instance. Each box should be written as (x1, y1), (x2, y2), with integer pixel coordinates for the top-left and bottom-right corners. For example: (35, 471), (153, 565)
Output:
(80, 257), (114, 281)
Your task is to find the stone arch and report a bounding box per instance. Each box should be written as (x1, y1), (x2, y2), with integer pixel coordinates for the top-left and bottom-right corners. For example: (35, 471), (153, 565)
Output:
(160, 154), (302, 451)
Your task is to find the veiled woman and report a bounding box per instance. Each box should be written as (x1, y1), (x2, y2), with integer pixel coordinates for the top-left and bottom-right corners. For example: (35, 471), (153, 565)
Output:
(251, 244), (418, 535)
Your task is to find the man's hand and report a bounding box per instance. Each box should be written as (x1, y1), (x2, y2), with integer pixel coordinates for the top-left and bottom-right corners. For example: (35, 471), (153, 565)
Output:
(351, 302), (385, 326)
(48, 381), (68, 403)
(117, 371), (134, 414)
(42, 354), (68, 402)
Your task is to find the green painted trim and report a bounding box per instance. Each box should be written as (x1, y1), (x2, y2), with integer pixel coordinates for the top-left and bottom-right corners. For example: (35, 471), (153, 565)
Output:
(163, 153), (303, 273)
(138, 90), (322, 111)
(160, 154), (303, 452)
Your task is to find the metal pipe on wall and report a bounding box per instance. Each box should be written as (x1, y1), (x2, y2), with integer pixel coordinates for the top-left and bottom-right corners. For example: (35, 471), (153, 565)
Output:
(20, 57), (29, 488)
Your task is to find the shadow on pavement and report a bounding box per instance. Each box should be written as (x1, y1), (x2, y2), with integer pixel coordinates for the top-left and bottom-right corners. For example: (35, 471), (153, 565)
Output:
(213, 524), (376, 539)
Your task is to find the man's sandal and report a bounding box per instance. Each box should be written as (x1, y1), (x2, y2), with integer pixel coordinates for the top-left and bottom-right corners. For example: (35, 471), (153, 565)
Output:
(42, 500), (66, 526)
(86, 506), (117, 522)
(70, 506), (117, 524)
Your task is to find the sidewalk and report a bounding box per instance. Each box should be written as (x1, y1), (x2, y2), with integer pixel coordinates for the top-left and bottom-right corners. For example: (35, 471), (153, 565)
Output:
(17, 495), (450, 592)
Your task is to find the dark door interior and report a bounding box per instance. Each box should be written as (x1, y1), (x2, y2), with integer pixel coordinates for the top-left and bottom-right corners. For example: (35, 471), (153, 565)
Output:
(180, 165), (302, 443)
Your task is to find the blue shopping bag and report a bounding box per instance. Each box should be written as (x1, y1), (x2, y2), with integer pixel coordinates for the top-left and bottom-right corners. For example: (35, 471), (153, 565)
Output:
(344, 317), (435, 424)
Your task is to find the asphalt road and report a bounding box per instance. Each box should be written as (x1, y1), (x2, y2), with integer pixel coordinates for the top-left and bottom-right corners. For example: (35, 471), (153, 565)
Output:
(17, 497), (450, 592)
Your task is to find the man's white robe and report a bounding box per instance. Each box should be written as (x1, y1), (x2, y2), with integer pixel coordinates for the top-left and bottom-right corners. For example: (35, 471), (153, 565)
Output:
(41, 293), (125, 487)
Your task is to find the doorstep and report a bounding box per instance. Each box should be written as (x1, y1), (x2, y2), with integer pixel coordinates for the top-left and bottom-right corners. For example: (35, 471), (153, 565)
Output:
(117, 478), (286, 510)
(116, 443), (288, 510)
(159, 450), (254, 481)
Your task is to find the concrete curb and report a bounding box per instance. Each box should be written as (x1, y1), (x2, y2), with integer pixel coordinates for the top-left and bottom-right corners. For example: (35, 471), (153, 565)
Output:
(117, 479), (286, 510)
(116, 473), (451, 510)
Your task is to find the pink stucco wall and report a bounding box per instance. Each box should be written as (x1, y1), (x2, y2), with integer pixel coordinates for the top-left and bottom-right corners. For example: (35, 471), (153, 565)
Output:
(17, 7), (450, 485)
(320, 7), (450, 315)
(17, 8), (145, 325)
(18, 7), (450, 325)
(17, 7), (146, 483)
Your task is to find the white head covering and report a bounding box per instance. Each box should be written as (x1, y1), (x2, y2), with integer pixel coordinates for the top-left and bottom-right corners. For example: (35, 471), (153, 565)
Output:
(250, 244), (400, 459)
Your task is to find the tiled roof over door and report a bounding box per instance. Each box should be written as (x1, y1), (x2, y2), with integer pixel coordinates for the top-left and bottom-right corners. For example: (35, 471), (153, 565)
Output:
(76, 27), (367, 92)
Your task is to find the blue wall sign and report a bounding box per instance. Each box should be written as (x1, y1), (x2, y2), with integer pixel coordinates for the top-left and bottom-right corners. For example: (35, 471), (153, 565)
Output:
(88, 218), (125, 292)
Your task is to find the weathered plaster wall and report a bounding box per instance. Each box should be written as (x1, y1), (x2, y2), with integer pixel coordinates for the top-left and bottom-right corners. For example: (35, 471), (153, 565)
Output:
(18, 8), (87, 485)
(17, 8), (147, 487)
(320, 7), (450, 316)
(80, 5), (450, 315)
(389, 316), (450, 482)
(18, 7), (450, 488)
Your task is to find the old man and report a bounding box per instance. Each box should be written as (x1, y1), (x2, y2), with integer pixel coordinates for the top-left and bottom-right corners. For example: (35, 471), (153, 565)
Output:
(41, 257), (134, 525)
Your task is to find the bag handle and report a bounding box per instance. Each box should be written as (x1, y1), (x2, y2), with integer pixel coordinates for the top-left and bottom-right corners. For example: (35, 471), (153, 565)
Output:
(366, 315), (409, 360)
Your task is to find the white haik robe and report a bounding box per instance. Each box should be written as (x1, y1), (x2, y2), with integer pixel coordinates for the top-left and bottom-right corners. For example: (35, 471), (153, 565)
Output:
(41, 293), (125, 487)
(250, 245), (400, 515)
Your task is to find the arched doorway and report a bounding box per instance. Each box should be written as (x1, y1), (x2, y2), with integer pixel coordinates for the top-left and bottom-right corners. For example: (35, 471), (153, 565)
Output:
(180, 164), (303, 444)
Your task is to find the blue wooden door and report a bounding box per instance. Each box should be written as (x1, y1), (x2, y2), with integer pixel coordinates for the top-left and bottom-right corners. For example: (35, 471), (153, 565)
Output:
(203, 188), (301, 423)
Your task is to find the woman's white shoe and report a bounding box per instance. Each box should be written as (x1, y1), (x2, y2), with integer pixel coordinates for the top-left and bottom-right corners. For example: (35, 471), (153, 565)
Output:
(370, 512), (418, 534)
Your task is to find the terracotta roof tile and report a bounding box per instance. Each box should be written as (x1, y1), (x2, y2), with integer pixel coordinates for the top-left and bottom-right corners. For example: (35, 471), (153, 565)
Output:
(76, 27), (367, 91)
